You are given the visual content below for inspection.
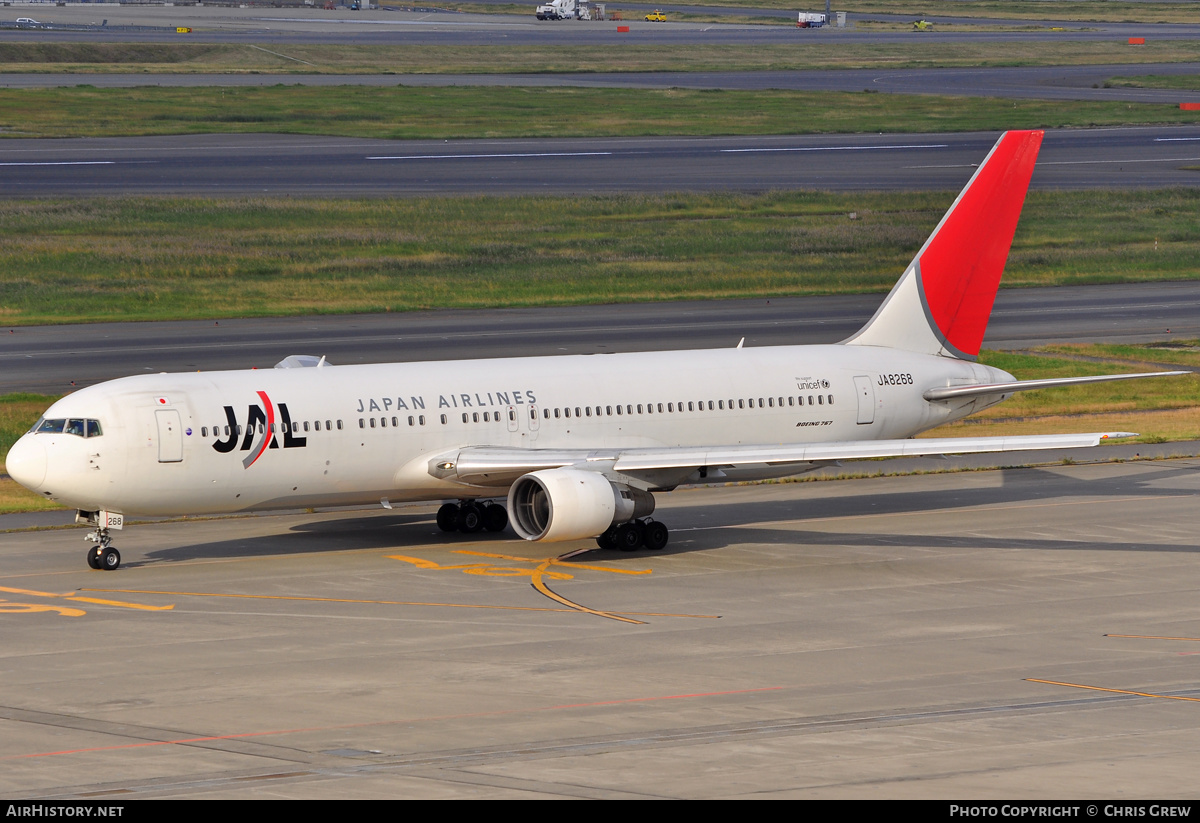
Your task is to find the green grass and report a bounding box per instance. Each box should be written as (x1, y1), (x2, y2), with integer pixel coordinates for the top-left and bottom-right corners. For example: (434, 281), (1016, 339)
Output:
(0, 86), (1198, 140)
(0, 190), (1196, 325)
(0, 393), (54, 470)
(4, 41), (1200, 75)
(1107, 75), (1200, 91)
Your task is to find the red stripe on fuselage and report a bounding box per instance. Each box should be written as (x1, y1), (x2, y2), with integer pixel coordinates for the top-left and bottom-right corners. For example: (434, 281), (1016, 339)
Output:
(918, 130), (1043, 358)
(246, 390), (275, 468)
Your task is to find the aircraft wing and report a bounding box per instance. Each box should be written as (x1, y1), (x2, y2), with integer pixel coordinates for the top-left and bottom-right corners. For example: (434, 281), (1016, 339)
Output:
(437, 432), (1133, 486)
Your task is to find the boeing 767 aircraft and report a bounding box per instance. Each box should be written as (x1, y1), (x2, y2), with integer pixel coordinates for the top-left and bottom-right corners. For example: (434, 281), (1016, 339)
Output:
(5, 130), (1182, 570)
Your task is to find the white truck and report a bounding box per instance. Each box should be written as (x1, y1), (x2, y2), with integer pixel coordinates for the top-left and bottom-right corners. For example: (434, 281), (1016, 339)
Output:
(536, 0), (590, 20)
(797, 12), (826, 27)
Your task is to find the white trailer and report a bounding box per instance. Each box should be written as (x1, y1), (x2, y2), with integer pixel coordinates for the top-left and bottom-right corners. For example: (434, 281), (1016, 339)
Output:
(797, 12), (826, 27)
(536, 0), (589, 20)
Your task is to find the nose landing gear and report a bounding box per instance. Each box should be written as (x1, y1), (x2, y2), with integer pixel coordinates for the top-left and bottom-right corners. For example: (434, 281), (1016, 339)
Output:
(84, 529), (121, 571)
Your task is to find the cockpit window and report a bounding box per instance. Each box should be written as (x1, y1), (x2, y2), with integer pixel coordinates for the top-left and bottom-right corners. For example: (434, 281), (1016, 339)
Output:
(33, 418), (103, 437)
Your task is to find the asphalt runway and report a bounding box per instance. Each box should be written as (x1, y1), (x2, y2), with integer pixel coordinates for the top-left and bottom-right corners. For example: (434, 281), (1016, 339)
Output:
(3, 280), (1199, 395)
(3, 126), (1200, 197)
(6, 461), (1200, 797)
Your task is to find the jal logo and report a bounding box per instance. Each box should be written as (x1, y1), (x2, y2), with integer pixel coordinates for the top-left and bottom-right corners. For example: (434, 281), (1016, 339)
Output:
(211, 390), (306, 468)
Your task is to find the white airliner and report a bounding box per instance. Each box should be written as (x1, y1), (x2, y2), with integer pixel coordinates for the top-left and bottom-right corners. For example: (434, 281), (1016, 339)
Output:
(5, 130), (1183, 571)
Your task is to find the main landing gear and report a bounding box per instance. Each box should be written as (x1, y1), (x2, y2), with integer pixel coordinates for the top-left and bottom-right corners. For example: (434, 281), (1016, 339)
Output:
(597, 518), (669, 552)
(84, 529), (121, 571)
(436, 500), (509, 534)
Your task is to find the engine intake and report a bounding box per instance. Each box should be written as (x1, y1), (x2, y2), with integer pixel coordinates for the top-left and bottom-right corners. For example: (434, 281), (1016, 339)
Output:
(507, 467), (654, 542)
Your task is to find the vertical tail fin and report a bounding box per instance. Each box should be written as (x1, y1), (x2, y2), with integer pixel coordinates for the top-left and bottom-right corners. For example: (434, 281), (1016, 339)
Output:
(844, 130), (1043, 360)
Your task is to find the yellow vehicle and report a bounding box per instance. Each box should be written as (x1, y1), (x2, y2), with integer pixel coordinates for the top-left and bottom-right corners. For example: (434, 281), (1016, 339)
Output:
(645, 10), (666, 21)
(912, 18), (933, 31)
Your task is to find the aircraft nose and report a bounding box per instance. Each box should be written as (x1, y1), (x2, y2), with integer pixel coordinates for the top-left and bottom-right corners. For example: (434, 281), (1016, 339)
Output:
(5, 435), (47, 491)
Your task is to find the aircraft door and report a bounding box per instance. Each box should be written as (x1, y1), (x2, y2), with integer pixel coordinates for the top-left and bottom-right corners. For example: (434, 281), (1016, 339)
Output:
(155, 409), (184, 463)
(528, 404), (540, 442)
(853, 375), (875, 425)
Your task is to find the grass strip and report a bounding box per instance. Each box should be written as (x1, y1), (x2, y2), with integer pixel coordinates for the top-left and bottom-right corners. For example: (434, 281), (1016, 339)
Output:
(1107, 74), (1200, 91)
(4, 42), (1200, 75)
(0, 190), (1196, 325)
(0, 86), (1199, 140)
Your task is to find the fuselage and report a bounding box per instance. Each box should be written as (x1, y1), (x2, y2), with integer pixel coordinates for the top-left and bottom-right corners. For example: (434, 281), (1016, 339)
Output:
(7, 343), (1013, 517)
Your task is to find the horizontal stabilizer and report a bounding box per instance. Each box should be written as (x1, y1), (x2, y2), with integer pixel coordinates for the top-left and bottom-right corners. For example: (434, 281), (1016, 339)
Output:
(923, 371), (1188, 401)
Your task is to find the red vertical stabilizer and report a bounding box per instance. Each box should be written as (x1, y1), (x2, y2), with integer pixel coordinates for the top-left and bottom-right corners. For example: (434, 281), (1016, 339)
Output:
(845, 130), (1043, 360)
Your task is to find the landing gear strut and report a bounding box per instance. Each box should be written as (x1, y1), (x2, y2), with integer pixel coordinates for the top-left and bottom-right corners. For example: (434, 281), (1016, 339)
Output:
(84, 528), (121, 571)
(597, 518), (669, 552)
(436, 500), (509, 534)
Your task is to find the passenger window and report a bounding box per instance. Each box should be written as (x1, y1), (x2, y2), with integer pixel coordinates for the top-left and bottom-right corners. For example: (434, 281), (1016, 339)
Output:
(420, 415), (426, 426)
(359, 419), (365, 429)
(818, 395), (824, 405)
(380, 418), (387, 428)
(409, 416), (415, 426)
(440, 414), (448, 425)
(201, 427), (208, 437)
(337, 420), (343, 430)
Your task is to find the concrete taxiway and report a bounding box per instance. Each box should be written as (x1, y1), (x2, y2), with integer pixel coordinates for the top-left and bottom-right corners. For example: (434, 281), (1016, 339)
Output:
(5, 459), (1200, 797)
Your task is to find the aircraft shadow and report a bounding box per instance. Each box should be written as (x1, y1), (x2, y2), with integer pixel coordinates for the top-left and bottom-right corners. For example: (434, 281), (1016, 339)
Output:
(139, 464), (1196, 566)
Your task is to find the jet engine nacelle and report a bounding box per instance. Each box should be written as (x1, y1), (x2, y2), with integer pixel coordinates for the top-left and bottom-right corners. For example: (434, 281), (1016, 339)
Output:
(507, 467), (655, 542)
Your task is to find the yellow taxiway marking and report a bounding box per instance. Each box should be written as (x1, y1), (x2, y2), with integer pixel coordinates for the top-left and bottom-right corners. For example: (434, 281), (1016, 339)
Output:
(85, 586), (716, 621)
(0, 584), (173, 613)
(0, 601), (85, 617)
(1027, 678), (1200, 703)
(390, 549), (716, 625)
(1106, 634), (1200, 642)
